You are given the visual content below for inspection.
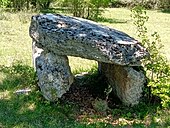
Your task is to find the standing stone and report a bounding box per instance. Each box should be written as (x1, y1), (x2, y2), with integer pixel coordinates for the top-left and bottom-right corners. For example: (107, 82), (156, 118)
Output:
(99, 62), (146, 106)
(35, 51), (74, 101)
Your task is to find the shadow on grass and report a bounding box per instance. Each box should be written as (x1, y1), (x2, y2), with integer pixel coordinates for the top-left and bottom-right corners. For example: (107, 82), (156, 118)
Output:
(0, 93), (82, 127)
(0, 63), (168, 127)
(0, 63), (36, 90)
(161, 9), (170, 14)
(40, 8), (60, 13)
(40, 7), (70, 14)
(0, 63), (83, 127)
(95, 17), (128, 24)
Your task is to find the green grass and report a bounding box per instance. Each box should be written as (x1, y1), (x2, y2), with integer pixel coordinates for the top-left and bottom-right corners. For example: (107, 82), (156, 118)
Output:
(0, 63), (170, 128)
(0, 11), (32, 66)
(0, 8), (170, 127)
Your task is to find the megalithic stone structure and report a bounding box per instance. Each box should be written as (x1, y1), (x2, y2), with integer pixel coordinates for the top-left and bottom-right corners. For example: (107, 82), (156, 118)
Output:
(29, 14), (149, 106)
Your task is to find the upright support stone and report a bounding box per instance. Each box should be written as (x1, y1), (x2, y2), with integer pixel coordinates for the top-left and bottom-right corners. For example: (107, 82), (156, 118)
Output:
(35, 51), (74, 101)
(99, 62), (146, 106)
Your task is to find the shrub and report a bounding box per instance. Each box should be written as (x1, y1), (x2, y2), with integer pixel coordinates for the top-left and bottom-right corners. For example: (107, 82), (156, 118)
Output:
(112, 0), (169, 9)
(0, 0), (9, 8)
(131, 6), (170, 107)
(159, 0), (170, 9)
(131, 0), (160, 9)
(0, 0), (54, 11)
(61, 0), (110, 20)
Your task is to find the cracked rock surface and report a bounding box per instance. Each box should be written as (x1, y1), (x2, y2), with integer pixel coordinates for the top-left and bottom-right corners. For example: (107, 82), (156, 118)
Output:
(30, 13), (149, 66)
(99, 62), (146, 106)
(35, 51), (74, 101)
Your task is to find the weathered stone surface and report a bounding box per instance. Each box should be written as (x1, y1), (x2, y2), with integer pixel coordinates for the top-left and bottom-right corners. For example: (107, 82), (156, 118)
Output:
(32, 41), (43, 69)
(29, 14), (149, 66)
(35, 51), (74, 101)
(29, 14), (149, 105)
(99, 62), (145, 106)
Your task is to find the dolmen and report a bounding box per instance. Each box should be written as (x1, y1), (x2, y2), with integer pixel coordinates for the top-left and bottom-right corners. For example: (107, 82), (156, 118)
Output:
(29, 14), (149, 106)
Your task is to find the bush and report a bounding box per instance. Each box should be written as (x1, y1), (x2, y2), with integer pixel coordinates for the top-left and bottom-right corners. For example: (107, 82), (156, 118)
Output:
(131, 6), (170, 107)
(130, 0), (160, 9)
(61, 0), (110, 20)
(0, 0), (54, 11)
(0, 0), (9, 8)
(159, 0), (170, 9)
(112, 0), (169, 9)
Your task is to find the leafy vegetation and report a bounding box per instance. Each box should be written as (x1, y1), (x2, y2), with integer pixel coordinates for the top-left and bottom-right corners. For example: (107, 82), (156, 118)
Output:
(110, 0), (170, 9)
(60, 0), (110, 20)
(1, 0), (169, 18)
(0, 0), (54, 10)
(131, 6), (170, 107)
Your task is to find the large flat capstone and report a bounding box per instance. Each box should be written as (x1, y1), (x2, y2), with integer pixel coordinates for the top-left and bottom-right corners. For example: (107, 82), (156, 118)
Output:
(30, 13), (148, 66)
(29, 14), (149, 105)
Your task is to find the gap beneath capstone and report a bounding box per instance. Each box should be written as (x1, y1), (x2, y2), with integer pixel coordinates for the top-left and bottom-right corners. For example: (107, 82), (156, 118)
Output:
(68, 56), (97, 75)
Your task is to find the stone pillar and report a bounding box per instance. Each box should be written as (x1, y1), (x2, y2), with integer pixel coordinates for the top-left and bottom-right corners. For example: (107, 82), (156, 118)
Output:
(99, 62), (146, 106)
(35, 51), (74, 101)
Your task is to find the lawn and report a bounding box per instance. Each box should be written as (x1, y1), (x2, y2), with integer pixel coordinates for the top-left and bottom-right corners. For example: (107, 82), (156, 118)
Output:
(0, 8), (170, 127)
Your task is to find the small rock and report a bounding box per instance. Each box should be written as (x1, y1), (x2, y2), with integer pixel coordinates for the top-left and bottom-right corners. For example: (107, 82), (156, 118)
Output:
(15, 89), (31, 95)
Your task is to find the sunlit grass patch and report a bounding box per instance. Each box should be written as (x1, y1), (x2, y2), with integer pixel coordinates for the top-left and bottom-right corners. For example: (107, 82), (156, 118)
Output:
(68, 56), (97, 74)
(0, 63), (36, 92)
(18, 102), (36, 114)
(0, 90), (11, 100)
(0, 13), (32, 66)
(153, 109), (170, 127)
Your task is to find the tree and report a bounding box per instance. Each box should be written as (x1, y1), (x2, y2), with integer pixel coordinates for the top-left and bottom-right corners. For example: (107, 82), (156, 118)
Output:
(160, 0), (170, 9)
(37, 0), (53, 9)
(0, 0), (9, 8)
(61, 0), (110, 20)
(0, 0), (53, 11)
